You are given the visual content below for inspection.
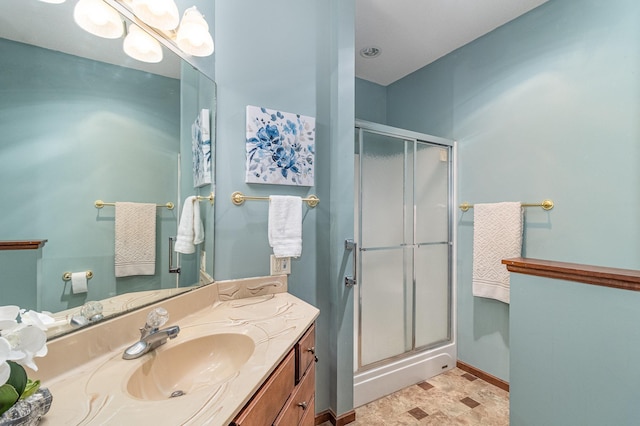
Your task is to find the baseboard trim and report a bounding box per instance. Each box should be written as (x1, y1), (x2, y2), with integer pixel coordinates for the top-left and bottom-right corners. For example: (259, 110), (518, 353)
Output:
(315, 409), (357, 426)
(456, 361), (510, 392)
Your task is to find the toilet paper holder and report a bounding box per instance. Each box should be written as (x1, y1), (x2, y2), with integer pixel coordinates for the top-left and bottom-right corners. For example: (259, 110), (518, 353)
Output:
(62, 270), (94, 281)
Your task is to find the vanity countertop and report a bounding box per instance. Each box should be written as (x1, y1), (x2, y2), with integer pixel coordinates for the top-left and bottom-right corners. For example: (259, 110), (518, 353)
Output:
(36, 278), (319, 426)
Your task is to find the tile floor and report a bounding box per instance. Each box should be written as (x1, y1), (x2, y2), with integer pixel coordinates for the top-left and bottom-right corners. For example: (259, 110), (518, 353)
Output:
(321, 367), (509, 425)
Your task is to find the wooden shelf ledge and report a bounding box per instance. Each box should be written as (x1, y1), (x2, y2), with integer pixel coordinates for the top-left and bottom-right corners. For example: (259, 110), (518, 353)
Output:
(502, 257), (640, 292)
(0, 240), (48, 251)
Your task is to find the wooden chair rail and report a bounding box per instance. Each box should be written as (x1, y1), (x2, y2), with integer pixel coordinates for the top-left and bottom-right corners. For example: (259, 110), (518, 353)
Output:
(502, 257), (640, 292)
(0, 240), (47, 251)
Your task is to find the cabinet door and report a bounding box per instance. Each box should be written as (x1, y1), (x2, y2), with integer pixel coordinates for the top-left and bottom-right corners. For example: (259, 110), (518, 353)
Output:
(232, 350), (295, 426)
(274, 362), (315, 426)
(296, 324), (316, 382)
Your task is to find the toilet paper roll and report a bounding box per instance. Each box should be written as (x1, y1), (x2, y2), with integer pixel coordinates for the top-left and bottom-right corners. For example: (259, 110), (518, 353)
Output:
(71, 272), (88, 294)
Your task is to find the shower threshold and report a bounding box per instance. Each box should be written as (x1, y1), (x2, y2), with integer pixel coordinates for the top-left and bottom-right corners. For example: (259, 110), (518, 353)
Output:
(353, 341), (456, 408)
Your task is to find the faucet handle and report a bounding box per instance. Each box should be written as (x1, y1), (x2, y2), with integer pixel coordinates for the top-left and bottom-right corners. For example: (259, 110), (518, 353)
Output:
(146, 307), (169, 329)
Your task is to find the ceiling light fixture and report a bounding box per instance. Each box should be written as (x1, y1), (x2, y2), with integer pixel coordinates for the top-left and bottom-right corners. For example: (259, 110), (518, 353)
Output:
(69, 0), (215, 62)
(360, 46), (381, 59)
(39, 0), (67, 4)
(73, 0), (124, 39)
(123, 23), (163, 63)
(129, 0), (179, 31)
(176, 6), (214, 57)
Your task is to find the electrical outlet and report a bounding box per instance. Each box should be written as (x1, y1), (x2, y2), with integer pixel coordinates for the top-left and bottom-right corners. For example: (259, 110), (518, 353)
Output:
(270, 255), (291, 275)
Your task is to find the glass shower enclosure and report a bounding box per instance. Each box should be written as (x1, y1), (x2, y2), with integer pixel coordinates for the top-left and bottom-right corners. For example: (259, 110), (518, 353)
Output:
(353, 121), (456, 407)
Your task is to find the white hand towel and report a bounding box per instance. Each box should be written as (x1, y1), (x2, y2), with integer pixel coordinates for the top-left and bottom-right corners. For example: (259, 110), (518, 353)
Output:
(174, 196), (204, 254)
(472, 202), (523, 304)
(268, 195), (302, 258)
(115, 202), (156, 277)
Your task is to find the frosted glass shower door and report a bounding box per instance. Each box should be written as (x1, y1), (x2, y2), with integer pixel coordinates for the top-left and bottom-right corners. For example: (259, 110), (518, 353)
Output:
(414, 142), (451, 348)
(358, 131), (413, 367)
(357, 126), (452, 370)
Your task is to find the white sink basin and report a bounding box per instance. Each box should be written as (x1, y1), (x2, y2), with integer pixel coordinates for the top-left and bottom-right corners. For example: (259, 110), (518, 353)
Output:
(125, 333), (255, 401)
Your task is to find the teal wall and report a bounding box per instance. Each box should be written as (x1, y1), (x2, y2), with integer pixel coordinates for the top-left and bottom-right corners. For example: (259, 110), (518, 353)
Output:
(377, 0), (640, 385)
(213, 0), (355, 416)
(355, 78), (387, 124)
(511, 275), (640, 425)
(0, 250), (40, 310)
(0, 39), (182, 312)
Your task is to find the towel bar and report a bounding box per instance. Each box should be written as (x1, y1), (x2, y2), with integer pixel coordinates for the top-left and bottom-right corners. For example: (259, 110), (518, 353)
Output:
(95, 200), (174, 210)
(196, 192), (215, 205)
(231, 191), (320, 208)
(459, 199), (554, 212)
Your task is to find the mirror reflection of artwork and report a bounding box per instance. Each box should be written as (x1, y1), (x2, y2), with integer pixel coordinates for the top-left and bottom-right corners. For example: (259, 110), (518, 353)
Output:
(192, 109), (212, 188)
(245, 105), (315, 186)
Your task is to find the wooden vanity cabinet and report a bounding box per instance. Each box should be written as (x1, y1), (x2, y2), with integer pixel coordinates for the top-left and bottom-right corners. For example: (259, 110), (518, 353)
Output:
(273, 362), (315, 426)
(295, 324), (316, 382)
(231, 324), (316, 426)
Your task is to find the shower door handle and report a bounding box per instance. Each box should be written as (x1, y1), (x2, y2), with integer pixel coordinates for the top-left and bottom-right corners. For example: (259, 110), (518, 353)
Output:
(168, 237), (181, 274)
(345, 239), (357, 287)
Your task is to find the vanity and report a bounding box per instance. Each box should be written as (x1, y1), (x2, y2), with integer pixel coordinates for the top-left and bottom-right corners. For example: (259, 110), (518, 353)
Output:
(33, 276), (319, 426)
(232, 323), (316, 425)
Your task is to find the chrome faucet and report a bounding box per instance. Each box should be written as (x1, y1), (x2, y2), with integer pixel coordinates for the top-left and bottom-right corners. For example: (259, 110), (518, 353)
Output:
(123, 307), (180, 360)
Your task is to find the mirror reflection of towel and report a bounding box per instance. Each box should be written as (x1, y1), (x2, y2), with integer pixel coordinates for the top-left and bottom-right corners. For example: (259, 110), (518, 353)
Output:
(175, 196), (204, 254)
(472, 202), (523, 304)
(268, 196), (302, 258)
(115, 202), (156, 277)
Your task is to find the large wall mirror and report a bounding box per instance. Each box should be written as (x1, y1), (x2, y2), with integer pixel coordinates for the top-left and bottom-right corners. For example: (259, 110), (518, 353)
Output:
(0, 0), (216, 339)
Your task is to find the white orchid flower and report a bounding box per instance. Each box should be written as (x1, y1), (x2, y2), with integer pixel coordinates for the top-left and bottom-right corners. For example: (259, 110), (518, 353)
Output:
(20, 310), (55, 331)
(1, 324), (47, 371)
(0, 337), (11, 384)
(0, 305), (20, 330)
(0, 305), (48, 376)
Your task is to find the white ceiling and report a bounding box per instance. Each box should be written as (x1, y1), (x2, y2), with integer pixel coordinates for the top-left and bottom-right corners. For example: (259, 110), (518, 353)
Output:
(355, 0), (549, 86)
(2, 1), (547, 85)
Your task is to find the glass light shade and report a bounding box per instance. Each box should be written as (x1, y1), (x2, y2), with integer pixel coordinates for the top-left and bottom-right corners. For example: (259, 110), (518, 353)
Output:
(39, 0), (67, 3)
(123, 24), (163, 63)
(74, 0), (123, 39)
(130, 0), (179, 31)
(176, 7), (214, 57)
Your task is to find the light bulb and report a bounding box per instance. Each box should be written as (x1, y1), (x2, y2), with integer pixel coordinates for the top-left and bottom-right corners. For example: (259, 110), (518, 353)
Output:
(176, 7), (214, 57)
(130, 0), (179, 30)
(74, 0), (123, 39)
(123, 24), (163, 63)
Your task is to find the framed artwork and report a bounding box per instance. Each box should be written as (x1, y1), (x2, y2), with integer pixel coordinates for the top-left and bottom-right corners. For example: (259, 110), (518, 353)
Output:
(245, 105), (315, 186)
(192, 108), (211, 188)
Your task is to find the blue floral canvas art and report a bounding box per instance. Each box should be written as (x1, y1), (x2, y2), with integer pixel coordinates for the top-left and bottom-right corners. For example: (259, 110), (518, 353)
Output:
(192, 109), (211, 188)
(245, 105), (315, 186)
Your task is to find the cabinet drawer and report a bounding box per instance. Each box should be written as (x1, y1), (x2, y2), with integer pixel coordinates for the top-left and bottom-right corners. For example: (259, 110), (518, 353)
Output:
(274, 362), (315, 426)
(298, 395), (315, 426)
(231, 350), (295, 426)
(295, 324), (316, 382)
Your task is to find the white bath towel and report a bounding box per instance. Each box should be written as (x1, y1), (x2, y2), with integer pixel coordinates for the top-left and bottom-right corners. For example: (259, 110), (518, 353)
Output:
(115, 202), (156, 277)
(268, 195), (302, 258)
(174, 196), (204, 254)
(472, 202), (523, 304)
